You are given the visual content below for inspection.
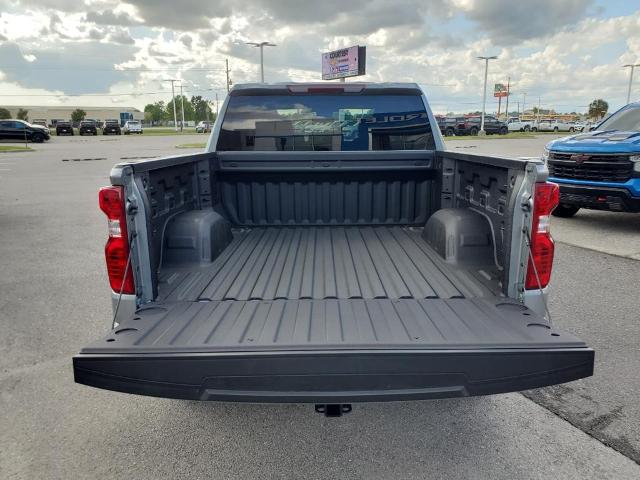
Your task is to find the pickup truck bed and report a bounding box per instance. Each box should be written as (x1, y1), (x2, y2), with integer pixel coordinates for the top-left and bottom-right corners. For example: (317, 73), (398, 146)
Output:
(76, 224), (592, 402)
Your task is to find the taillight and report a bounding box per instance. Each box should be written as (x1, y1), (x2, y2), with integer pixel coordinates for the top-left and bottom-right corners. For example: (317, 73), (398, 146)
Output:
(99, 186), (135, 294)
(525, 182), (559, 290)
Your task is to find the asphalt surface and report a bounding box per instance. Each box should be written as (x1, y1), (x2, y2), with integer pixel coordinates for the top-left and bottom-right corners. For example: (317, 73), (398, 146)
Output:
(1, 134), (639, 479)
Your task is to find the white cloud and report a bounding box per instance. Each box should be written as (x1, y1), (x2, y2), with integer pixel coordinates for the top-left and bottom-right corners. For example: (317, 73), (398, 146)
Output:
(0, 1), (638, 114)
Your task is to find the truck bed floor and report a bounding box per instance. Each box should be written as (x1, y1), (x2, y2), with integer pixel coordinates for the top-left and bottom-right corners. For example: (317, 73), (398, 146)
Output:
(158, 226), (495, 303)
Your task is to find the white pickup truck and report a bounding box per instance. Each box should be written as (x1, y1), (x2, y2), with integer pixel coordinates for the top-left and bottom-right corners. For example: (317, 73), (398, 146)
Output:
(535, 119), (576, 132)
(73, 82), (593, 414)
(507, 117), (534, 132)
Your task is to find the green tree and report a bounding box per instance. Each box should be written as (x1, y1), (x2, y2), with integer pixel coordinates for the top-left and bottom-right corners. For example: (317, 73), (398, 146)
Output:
(71, 108), (86, 122)
(588, 99), (608, 120)
(190, 95), (213, 122)
(16, 108), (29, 121)
(144, 101), (167, 124)
(166, 95), (195, 123)
(0, 107), (11, 119)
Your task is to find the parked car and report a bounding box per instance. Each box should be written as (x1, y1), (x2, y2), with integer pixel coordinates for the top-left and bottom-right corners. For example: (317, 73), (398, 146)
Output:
(102, 120), (122, 135)
(507, 117), (534, 132)
(79, 120), (98, 136)
(123, 120), (143, 134)
(0, 119), (50, 142)
(31, 119), (48, 128)
(73, 82), (593, 412)
(536, 119), (575, 133)
(544, 101), (640, 217)
(55, 121), (74, 136)
(436, 116), (462, 137)
(455, 115), (508, 135)
(196, 121), (213, 133)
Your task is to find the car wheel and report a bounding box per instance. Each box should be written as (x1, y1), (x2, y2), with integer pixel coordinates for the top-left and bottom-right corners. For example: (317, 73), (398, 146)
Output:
(553, 127), (559, 132)
(444, 128), (454, 137)
(32, 133), (44, 143)
(470, 127), (479, 136)
(552, 204), (580, 218)
(569, 127), (575, 132)
(531, 127), (537, 132)
(499, 127), (508, 135)
(524, 126), (530, 132)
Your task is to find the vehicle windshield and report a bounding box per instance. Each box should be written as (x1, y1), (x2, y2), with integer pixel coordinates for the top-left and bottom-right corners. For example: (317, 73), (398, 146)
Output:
(217, 93), (435, 151)
(596, 105), (640, 132)
(128, 121), (140, 125)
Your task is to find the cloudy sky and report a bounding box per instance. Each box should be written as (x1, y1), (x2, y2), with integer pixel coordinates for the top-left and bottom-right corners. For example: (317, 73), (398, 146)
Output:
(0, 0), (638, 114)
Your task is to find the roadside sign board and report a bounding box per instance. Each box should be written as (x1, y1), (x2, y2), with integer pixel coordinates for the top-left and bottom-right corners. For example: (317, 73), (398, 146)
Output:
(322, 46), (366, 80)
(494, 83), (509, 97)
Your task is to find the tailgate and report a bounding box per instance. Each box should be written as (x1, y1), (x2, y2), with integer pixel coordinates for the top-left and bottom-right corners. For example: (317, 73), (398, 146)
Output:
(74, 298), (593, 402)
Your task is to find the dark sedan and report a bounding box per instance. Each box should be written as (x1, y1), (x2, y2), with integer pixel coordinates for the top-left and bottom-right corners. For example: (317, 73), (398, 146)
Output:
(0, 119), (50, 142)
(79, 120), (98, 136)
(56, 121), (74, 136)
(102, 120), (121, 135)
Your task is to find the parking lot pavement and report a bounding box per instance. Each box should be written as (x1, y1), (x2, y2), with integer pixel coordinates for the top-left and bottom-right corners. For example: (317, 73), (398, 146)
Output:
(527, 243), (640, 462)
(552, 211), (640, 259)
(1, 136), (639, 478)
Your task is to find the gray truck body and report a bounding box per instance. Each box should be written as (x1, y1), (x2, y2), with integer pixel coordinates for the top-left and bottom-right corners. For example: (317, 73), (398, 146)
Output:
(74, 83), (593, 403)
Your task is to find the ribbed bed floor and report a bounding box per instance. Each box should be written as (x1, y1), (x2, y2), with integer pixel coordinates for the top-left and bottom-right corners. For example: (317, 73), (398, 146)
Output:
(158, 226), (493, 302)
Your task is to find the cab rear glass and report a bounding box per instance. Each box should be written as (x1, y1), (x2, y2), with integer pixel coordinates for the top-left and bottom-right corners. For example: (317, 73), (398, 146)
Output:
(217, 93), (435, 151)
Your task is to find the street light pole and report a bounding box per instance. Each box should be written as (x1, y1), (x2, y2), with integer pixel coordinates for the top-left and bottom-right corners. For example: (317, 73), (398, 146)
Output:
(246, 41), (277, 83)
(623, 64), (640, 104)
(164, 79), (179, 132)
(477, 55), (497, 135)
(522, 92), (527, 118)
(179, 83), (185, 132)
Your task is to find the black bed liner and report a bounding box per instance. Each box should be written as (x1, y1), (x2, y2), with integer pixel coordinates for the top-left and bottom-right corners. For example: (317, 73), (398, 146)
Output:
(158, 226), (496, 302)
(75, 225), (593, 402)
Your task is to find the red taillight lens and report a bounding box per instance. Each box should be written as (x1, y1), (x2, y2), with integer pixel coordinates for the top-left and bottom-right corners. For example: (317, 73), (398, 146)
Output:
(525, 182), (559, 290)
(99, 186), (135, 294)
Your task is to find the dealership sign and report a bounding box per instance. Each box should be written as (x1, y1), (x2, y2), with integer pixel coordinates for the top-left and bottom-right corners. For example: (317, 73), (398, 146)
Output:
(321, 46), (366, 80)
(494, 83), (509, 98)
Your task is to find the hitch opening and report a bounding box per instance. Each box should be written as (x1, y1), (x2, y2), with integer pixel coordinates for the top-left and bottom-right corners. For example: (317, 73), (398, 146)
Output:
(315, 404), (352, 417)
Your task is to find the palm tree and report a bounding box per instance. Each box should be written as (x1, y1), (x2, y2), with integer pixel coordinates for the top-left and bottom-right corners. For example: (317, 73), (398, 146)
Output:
(588, 99), (608, 120)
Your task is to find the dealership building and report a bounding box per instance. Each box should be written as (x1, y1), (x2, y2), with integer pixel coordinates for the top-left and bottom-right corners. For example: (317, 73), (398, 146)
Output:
(0, 105), (144, 125)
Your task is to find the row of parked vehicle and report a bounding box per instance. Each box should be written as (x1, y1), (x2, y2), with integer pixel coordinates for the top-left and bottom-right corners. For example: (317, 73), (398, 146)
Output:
(436, 115), (508, 136)
(436, 114), (601, 137)
(55, 119), (143, 136)
(507, 118), (597, 133)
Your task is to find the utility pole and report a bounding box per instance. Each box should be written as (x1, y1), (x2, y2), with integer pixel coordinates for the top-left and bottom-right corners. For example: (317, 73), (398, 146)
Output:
(179, 83), (185, 132)
(623, 63), (640, 104)
(225, 59), (231, 93)
(247, 41), (277, 83)
(537, 96), (541, 123)
(164, 79), (179, 131)
(522, 92), (527, 118)
(505, 77), (510, 119)
(477, 55), (498, 135)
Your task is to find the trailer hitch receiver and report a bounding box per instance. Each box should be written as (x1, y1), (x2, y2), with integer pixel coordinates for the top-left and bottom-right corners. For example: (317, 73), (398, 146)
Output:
(315, 404), (352, 417)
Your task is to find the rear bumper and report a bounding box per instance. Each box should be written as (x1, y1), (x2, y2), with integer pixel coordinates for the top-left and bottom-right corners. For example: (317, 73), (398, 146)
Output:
(554, 182), (640, 212)
(74, 348), (594, 403)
